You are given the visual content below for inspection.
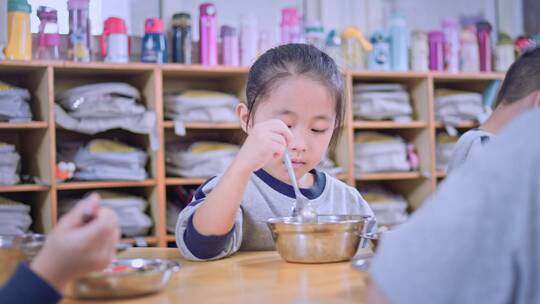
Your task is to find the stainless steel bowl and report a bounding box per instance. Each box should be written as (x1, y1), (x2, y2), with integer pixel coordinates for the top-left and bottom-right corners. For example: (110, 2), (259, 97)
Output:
(66, 258), (181, 299)
(267, 215), (373, 264)
(20, 233), (46, 262)
(0, 235), (24, 286)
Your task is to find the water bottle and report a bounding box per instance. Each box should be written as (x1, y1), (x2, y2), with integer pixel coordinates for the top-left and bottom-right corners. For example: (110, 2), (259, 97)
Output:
(324, 29), (343, 67)
(368, 31), (390, 71)
(460, 25), (479, 72)
(35, 6), (59, 60)
(428, 31), (444, 71)
(304, 20), (325, 50)
(258, 29), (278, 55)
(5, 0), (32, 60)
(280, 7), (302, 44)
(199, 3), (217, 65)
(495, 32), (514, 72)
(240, 14), (258, 66)
(100, 17), (129, 63)
(441, 17), (460, 72)
(0, 0), (6, 59)
(67, 0), (91, 62)
(389, 14), (409, 71)
(476, 21), (492, 72)
(171, 13), (192, 64)
(220, 25), (239, 66)
(341, 26), (371, 70)
(141, 18), (167, 63)
(411, 31), (428, 71)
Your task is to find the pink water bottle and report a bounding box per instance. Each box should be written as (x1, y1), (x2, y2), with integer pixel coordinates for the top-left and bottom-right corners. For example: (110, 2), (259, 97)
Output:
(35, 6), (60, 60)
(199, 3), (217, 65)
(428, 31), (444, 71)
(280, 8), (301, 44)
(476, 21), (492, 72)
(220, 25), (239, 66)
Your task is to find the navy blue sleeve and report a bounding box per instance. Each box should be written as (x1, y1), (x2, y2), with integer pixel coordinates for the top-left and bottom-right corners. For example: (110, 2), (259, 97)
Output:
(0, 263), (62, 304)
(183, 212), (236, 259)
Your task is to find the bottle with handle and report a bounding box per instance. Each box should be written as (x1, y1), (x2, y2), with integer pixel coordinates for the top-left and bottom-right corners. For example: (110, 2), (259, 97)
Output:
(171, 13), (192, 64)
(340, 26), (372, 70)
(199, 3), (217, 65)
(35, 6), (59, 60)
(100, 17), (129, 63)
(5, 0), (32, 60)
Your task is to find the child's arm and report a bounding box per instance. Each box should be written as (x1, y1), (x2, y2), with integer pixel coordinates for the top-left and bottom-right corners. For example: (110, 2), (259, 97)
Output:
(176, 119), (292, 260)
(192, 119), (292, 235)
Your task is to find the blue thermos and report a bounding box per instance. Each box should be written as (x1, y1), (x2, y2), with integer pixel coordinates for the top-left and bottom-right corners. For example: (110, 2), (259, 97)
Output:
(389, 15), (409, 71)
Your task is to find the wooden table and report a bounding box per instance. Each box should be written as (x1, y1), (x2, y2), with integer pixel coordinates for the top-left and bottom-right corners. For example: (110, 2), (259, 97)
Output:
(61, 248), (370, 304)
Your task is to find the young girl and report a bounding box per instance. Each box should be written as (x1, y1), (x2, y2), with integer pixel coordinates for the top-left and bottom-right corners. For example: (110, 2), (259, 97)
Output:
(175, 43), (374, 261)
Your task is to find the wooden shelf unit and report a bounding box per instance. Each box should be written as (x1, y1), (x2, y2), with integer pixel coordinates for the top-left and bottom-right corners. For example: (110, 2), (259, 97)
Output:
(0, 60), (505, 246)
(434, 121), (479, 129)
(56, 180), (157, 190)
(0, 184), (50, 192)
(353, 121), (427, 129)
(163, 121), (241, 129)
(356, 171), (423, 181)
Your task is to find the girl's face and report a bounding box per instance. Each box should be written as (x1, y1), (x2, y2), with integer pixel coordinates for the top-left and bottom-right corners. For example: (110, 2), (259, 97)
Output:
(242, 75), (336, 185)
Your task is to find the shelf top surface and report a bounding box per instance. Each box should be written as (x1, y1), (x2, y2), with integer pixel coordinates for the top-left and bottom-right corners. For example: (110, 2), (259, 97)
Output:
(1, 60), (506, 81)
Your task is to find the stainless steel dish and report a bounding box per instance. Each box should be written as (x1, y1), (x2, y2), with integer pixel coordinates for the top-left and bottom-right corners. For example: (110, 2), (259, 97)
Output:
(267, 215), (373, 263)
(66, 258), (181, 299)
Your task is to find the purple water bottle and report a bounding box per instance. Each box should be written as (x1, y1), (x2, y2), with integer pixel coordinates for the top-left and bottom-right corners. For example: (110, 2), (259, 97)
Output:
(476, 21), (492, 72)
(428, 31), (444, 71)
(199, 3), (217, 65)
(220, 25), (239, 66)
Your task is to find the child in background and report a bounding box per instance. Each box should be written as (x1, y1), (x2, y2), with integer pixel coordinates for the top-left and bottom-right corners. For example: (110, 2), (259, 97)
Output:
(448, 47), (540, 173)
(175, 44), (374, 261)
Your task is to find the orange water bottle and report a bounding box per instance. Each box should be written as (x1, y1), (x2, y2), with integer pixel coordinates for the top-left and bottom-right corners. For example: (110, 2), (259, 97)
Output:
(5, 0), (31, 60)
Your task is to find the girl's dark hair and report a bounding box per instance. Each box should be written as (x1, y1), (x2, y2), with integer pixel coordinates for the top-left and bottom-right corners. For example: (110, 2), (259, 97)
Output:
(495, 46), (540, 107)
(245, 43), (345, 151)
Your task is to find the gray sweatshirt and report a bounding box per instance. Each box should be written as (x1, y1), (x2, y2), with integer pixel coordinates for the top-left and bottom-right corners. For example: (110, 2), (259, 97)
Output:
(175, 169), (374, 261)
(371, 108), (540, 304)
(447, 128), (494, 173)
